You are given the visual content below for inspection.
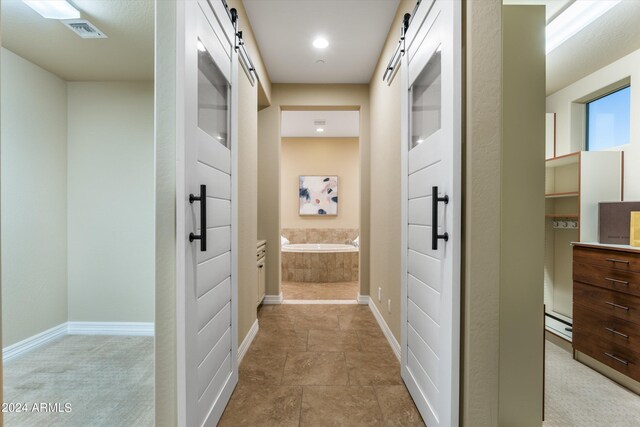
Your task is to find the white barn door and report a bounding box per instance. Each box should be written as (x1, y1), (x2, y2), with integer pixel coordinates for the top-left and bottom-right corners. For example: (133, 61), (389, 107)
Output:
(177, 1), (238, 425)
(400, 0), (461, 426)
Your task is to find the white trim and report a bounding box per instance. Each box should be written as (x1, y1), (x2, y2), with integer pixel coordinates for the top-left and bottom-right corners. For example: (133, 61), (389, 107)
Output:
(67, 322), (154, 336)
(262, 293), (284, 304)
(2, 323), (67, 362)
(357, 294), (369, 305)
(238, 319), (259, 364)
(367, 299), (401, 361)
(283, 299), (357, 305)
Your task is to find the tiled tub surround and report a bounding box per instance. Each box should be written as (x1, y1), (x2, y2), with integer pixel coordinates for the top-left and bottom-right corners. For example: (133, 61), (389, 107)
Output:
(281, 228), (359, 283)
(281, 228), (359, 245)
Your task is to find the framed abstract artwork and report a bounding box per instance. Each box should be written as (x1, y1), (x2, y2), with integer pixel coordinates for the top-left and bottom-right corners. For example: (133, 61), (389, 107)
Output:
(299, 176), (338, 215)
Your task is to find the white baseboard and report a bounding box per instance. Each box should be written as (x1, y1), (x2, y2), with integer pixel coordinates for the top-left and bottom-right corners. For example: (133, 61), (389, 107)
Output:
(283, 299), (357, 304)
(67, 322), (154, 336)
(238, 319), (259, 364)
(2, 323), (67, 362)
(367, 298), (401, 361)
(357, 294), (369, 305)
(262, 293), (284, 304)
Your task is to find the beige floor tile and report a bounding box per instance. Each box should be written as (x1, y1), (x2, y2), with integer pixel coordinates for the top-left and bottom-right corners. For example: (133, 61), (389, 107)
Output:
(308, 329), (362, 352)
(219, 384), (303, 427)
(294, 313), (340, 331)
(282, 352), (349, 386)
(282, 281), (359, 300)
(300, 386), (384, 427)
(346, 351), (403, 386)
(356, 328), (393, 352)
(338, 310), (380, 330)
(374, 385), (425, 426)
(239, 350), (288, 383)
(252, 329), (308, 353)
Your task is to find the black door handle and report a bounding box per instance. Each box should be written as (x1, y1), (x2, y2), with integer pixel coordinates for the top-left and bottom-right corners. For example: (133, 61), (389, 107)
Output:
(432, 186), (449, 250)
(189, 184), (207, 251)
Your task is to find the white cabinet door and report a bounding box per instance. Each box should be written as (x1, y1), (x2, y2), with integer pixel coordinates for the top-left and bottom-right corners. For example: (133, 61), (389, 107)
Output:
(178, 1), (238, 425)
(401, 0), (461, 426)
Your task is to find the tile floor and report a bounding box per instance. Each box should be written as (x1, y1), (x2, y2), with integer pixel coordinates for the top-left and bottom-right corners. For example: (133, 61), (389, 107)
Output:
(281, 281), (359, 301)
(3, 335), (154, 427)
(220, 304), (425, 426)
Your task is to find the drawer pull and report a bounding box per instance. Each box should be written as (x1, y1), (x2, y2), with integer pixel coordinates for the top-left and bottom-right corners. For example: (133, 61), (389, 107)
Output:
(605, 301), (630, 311)
(604, 352), (629, 366)
(605, 277), (630, 286)
(605, 327), (629, 340)
(606, 258), (630, 265)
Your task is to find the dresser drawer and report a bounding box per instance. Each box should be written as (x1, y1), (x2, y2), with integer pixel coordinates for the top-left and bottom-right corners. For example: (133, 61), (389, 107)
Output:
(574, 329), (640, 382)
(574, 281), (640, 326)
(574, 246), (640, 273)
(573, 305), (640, 354)
(573, 262), (640, 297)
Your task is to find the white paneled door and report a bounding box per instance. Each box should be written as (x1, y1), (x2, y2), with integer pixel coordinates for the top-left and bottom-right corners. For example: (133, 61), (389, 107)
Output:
(178, 1), (238, 426)
(401, 0), (461, 426)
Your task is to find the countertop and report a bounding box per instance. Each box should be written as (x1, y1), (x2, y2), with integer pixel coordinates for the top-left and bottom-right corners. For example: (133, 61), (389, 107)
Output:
(572, 242), (640, 253)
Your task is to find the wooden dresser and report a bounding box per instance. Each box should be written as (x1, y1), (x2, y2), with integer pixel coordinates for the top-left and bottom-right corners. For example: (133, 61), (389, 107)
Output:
(573, 243), (640, 381)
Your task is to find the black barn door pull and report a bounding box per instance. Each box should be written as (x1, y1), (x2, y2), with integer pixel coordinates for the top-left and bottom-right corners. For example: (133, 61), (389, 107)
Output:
(189, 184), (207, 251)
(432, 186), (449, 250)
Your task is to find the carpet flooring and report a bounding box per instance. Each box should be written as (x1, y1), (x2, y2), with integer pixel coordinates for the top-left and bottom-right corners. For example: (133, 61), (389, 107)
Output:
(544, 340), (640, 426)
(3, 335), (154, 427)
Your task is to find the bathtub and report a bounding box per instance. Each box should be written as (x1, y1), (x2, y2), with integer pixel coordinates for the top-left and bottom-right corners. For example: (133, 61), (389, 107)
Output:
(281, 243), (359, 282)
(282, 243), (358, 253)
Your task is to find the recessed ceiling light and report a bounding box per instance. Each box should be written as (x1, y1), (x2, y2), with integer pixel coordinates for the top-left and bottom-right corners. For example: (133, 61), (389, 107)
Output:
(546, 0), (620, 54)
(316, 128), (324, 133)
(22, 0), (80, 19)
(197, 40), (206, 52)
(313, 37), (329, 49)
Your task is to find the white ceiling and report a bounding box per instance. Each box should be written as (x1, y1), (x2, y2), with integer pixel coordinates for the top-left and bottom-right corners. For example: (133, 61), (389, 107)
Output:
(281, 111), (360, 137)
(505, 0), (640, 94)
(243, 0), (400, 84)
(1, 0), (154, 81)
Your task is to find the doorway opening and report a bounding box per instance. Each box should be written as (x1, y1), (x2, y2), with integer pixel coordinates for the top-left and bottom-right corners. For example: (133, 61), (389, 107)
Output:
(1, 1), (155, 425)
(279, 110), (361, 303)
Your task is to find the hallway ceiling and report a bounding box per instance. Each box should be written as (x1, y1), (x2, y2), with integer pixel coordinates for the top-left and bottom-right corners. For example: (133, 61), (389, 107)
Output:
(243, 0), (400, 84)
(505, 0), (640, 95)
(281, 111), (360, 137)
(1, 0), (153, 81)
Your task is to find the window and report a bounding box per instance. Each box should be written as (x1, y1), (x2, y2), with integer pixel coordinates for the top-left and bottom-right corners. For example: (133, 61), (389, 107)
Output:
(198, 39), (230, 148)
(586, 85), (630, 151)
(410, 48), (441, 149)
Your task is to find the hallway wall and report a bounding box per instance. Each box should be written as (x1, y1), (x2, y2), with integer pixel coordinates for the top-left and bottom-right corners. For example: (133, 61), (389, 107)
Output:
(368, 0), (414, 343)
(1, 48), (69, 347)
(258, 85), (370, 297)
(547, 47), (640, 201)
(281, 137), (360, 230)
(67, 82), (155, 323)
(237, 65), (259, 344)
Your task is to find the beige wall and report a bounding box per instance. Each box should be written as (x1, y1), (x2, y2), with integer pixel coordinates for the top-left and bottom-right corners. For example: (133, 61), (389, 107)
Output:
(67, 82), (154, 323)
(367, 0), (414, 341)
(1, 48), (68, 346)
(237, 66), (259, 344)
(281, 137), (359, 230)
(462, 1), (502, 424)
(500, 6), (545, 425)
(547, 48), (640, 201)
(155, 1), (178, 424)
(258, 85), (370, 297)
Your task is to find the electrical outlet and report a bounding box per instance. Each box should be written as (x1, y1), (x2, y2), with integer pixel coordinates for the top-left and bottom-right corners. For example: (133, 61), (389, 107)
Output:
(378, 287), (382, 302)
(387, 299), (391, 313)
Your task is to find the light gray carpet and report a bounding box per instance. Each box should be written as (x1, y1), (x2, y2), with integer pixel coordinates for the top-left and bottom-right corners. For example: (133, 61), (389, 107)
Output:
(544, 341), (640, 426)
(3, 335), (154, 427)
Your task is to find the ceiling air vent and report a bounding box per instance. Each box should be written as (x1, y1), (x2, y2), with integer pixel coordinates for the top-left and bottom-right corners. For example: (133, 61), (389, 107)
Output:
(62, 19), (108, 39)
(313, 120), (326, 126)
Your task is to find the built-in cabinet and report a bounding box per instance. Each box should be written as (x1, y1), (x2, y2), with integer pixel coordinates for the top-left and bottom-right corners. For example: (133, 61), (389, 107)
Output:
(257, 240), (266, 306)
(544, 114), (623, 339)
(573, 243), (640, 383)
